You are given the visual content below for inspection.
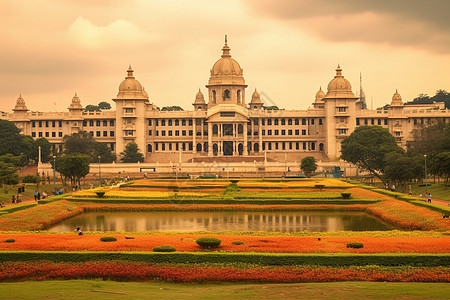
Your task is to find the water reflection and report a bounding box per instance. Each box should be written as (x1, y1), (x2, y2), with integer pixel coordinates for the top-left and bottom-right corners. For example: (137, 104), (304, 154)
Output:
(48, 211), (394, 232)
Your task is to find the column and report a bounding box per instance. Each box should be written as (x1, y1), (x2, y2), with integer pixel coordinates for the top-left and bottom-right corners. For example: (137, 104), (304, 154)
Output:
(192, 118), (197, 153)
(258, 118), (263, 152)
(243, 122), (248, 156)
(208, 122), (213, 156)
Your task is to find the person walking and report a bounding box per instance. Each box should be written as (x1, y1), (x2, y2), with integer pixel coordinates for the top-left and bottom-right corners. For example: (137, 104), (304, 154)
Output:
(34, 190), (37, 201)
(428, 193), (432, 203)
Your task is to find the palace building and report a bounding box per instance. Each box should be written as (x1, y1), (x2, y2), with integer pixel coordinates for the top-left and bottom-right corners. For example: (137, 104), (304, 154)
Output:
(2, 37), (450, 165)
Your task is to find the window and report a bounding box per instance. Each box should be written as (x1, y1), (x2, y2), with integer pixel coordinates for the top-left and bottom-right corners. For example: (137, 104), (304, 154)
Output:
(39, 132), (42, 137)
(96, 120), (101, 126)
(125, 108), (133, 114)
(161, 143), (165, 151)
(262, 118), (265, 125)
(52, 132), (56, 137)
(103, 131), (107, 137)
(45, 132), (49, 137)
(83, 121), (87, 126)
(311, 142), (316, 151)
(110, 131), (115, 137)
(89, 120), (94, 126)
(52, 121), (56, 127)
(296, 142), (299, 150)
(189, 130), (193, 136)
(268, 130), (272, 136)
(96, 131), (101, 137)
(182, 143), (186, 151)
(45, 121), (49, 127)
(188, 119), (193, 126)
(371, 119), (375, 125)
(32, 121), (36, 128)
(267, 119), (272, 125)
(253, 119), (258, 125)
(281, 119), (285, 125)
(303, 142), (306, 150)
(223, 89), (230, 99)
(162, 130), (166, 136)
(274, 130), (279, 135)
(262, 130), (265, 135)
(282, 142), (286, 150)
(103, 120), (108, 126)
(338, 129), (347, 135)
(168, 120), (173, 126)
(175, 120), (179, 126)
(169, 143), (172, 151)
(281, 130), (285, 136)
(356, 118), (360, 126)
(338, 107), (347, 113)
(311, 119), (315, 125)
(175, 130), (180, 136)
(155, 119), (159, 126)
(364, 119), (368, 125)
(168, 130), (173, 136)
(288, 130), (292, 135)
(295, 130), (299, 135)
(39, 121), (42, 127)
(148, 119), (152, 126)
(384, 119), (388, 125)
(156, 131), (159, 136)
(302, 118), (306, 125)
(288, 118), (292, 125)
(182, 130), (186, 136)
(274, 119), (279, 125)
(319, 119), (323, 125)
(161, 120), (166, 126)
(58, 132), (63, 137)
(268, 143), (272, 150)
(182, 120), (186, 126)
(275, 143), (279, 150)
(110, 143), (114, 151)
(110, 120), (114, 126)
(32, 132), (36, 137)
(155, 143), (159, 151)
(295, 118), (299, 125)
(189, 142), (193, 151)
(302, 130), (306, 135)
(149, 130), (152, 136)
(125, 130), (133, 137)
(220, 112), (235, 117)
(254, 131), (258, 136)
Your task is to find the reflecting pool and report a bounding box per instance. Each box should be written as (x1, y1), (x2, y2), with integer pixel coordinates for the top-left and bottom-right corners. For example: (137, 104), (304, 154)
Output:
(48, 211), (395, 232)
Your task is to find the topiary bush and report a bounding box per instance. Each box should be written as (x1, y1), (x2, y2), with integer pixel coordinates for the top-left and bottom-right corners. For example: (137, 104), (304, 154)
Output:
(95, 190), (106, 198)
(125, 236), (135, 239)
(4, 239), (15, 243)
(341, 192), (352, 199)
(232, 241), (244, 245)
(100, 236), (117, 242)
(230, 180), (239, 184)
(153, 245), (176, 252)
(347, 242), (364, 249)
(196, 237), (222, 249)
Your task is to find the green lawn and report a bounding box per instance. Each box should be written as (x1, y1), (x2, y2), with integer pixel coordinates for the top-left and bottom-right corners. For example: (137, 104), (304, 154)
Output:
(0, 280), (448, 300)
(409, 182), (450, 201)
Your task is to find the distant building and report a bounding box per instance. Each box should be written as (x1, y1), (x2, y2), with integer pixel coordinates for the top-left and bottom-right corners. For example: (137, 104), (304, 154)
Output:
(2, 37), (450, 164)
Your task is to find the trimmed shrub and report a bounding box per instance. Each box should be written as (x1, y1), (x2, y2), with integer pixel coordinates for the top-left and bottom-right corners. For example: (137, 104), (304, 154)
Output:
(232, 241), (244, 245)
(341, 192), (352, 199)
(347, 242), (364, 249)
(196, 237), (222, 249)
(100, 237), (117, 242)
(3, 239), (15, 243)
(153, 245), (176, 252)
(125, 236), (135, 240)
(95, 190), (106, 198)
(230, 180), (239, 184)
(315, 184), (325, 190)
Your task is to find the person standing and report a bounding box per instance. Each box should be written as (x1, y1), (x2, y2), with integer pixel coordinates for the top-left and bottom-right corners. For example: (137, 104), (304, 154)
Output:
(11, 195), (16, 204)
(428, 193), (432, 203)
(34, 190), (37, 201)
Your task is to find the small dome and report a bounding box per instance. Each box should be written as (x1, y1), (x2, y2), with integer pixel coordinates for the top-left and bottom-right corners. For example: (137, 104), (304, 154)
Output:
(315, 87), (325, 102)
(324, 65), (357, 99)
(194, 89), (206, 104)
(391, 89), (403, 106)
(13, 94), (28, 111)
(250, 88), (262, 104)
(116, 65), (147, 99)
(208, 36), (245, 86)
(69, 93), (83, 110)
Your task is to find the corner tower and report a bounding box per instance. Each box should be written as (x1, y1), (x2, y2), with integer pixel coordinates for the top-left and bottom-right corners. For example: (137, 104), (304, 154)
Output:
(206, 36), (247, 108)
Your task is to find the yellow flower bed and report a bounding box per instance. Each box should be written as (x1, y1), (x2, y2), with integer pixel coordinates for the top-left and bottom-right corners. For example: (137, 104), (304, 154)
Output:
(237, 179), (353, 188)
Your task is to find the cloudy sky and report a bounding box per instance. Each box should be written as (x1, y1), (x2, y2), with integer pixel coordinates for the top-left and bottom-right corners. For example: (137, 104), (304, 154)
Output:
(1, 0), (449, 112)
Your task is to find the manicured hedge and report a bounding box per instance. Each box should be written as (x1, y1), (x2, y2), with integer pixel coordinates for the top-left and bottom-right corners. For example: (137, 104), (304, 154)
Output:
(410, 200), (450, 215)
(0, 251), (448, 267)
(0, 203), (37, 214)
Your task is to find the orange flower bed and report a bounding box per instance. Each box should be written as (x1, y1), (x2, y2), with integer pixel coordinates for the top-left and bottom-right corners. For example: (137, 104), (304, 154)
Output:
(1, 233), (449, 253)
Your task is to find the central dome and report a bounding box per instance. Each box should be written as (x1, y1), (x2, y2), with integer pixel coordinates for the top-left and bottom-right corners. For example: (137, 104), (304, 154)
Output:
(208, 36), (245, 85)
(324, 65), (357, 99)
(116, 66), (148, 99)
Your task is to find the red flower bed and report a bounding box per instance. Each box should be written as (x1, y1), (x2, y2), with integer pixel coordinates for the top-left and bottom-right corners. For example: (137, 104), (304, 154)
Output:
(1, 233), (449, 253)
(0, 261), (448, 282)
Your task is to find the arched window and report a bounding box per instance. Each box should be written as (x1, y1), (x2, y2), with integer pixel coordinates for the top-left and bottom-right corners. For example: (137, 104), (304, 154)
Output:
(237, 124), (243, 134)
(302, 118), (307, 125)
(203, 142), (208, 152)
(196, 143), (202, 152)
(224, 89), (230, 99)
(212, 90), (216, 103)
(274, 119), (279, 125)
(254, 143), (260, 152)
(253, 106), (258, 110)
(295, 118), (299, 125)
(161, 120), (166, 126)
(281, 119), (285, 125)
(238, 143), (244, 156)
(311, 142), (316, 151)
(237, 90), (241, 103)
(213, 144), (219, 156)
(168, 119), (172, 126)
(212, 124), (218, 135)
(288, 118), (292, 125)
(147, 144), (152, 153)
(319, 143), (324, 151)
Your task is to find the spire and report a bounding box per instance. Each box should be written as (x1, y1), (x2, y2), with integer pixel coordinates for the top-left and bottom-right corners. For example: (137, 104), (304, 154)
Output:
(127, 65), (134, 78)
(221, 35), (231, 58)
(335, 64), (342, 77)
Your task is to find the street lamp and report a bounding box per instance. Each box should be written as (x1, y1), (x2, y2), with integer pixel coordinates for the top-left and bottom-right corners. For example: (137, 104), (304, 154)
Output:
(424, 154), (428, 191)
(53, 156), (56, 193)
(98, 156), (101, 186)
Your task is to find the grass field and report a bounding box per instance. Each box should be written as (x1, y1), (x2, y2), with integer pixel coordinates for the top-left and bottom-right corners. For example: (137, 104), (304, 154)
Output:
(0, 280), (449, 300)
(409, 182), (450, 201)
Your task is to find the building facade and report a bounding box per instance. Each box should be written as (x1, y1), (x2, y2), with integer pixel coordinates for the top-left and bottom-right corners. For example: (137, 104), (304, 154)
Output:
(2, 37), (450, 164)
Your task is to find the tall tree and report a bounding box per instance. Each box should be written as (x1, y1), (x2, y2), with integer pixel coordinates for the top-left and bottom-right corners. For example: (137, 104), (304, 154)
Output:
(55, 154), (91, 187)
(34, 137), (51, 163)
(341, 126), (403, 181)
(85, 105), (100, 111)
(300, 156), (317, 178)
(0, 162), (19, 190)
(120, 142), (144, 163)
(62, 131), (97, 156)
(0, 120), (28, 156)
(430, 152), (450, 183)
(94, 143), (116, 163)
(98, 101), (111, 110)
(383, 152), (422, 190)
